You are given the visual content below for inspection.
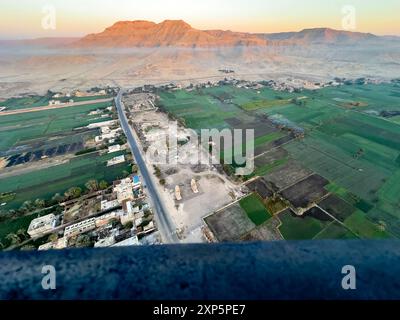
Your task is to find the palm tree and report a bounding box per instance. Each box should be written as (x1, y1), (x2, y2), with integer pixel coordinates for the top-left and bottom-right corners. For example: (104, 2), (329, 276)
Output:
(34, 199), (46, 209)
(48, 233), (58, 242)
(99, 180), (109, 190)
(64, 187), (82, 200)
(85, 179), (99, 192)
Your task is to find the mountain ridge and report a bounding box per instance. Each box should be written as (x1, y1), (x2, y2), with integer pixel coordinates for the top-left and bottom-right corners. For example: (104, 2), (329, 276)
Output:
(74, 19), (268, 47)
(2, 20), (398, 48)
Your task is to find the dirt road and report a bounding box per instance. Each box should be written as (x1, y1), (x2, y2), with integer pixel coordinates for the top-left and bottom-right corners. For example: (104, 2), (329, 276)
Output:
(0, 97), (113, 116)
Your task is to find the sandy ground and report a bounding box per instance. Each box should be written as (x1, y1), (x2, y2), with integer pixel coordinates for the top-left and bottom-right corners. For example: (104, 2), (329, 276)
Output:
(1, 45), (399, 98)
(126, 97), (245, 242)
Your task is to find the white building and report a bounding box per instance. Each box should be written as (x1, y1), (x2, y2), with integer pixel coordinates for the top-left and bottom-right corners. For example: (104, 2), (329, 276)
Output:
(114, 177), (134, 202)
(89, 109), (102, 116)
(87, 120), (116, 129)
(38, 237), (67, 251)
(107, 155), (125, 167)
(48, 100), (62, 106)
(100, 199), (120, 211)
(95, 129), (121, 144)
(94, 236), (116, 248)
(64, 218), (96, 238)
(121, 201), (140, 225)
(27, 214), (57, 238)
(143, 221), (155, 232)
(101, 126), (111, 134)
(111, 236), (140, 247)
(108, 144), (122, 153)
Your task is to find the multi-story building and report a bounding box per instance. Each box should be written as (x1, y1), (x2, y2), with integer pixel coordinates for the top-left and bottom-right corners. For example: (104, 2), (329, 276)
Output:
(64, 218), (96, 238)
(27, 214), (57, 238)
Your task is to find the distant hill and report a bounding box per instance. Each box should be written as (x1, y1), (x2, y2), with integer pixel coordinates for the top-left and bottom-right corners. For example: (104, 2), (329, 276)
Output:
(73, 20), (268, 48)
(260, 28), (381, 44)
(2, 22), (397, 49)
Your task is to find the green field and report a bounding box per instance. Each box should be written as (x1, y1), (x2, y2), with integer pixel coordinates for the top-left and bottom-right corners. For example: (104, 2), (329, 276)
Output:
(252, 157), (288, 177)
(158, 82), (400, 239)
(241, 98), (293, 111)
(278, 210), (332, 240)
(157, 85), (304, 131)
(158, 87), (241, 130)
(313, 221), (358, 240)
(0, 151), (130, 210)
(0, 93), (53, 111)
(0, 211), (44, 246)
(254, 132), (285, 147)
(0, 94), (128, 211)
(344, 210), (392, 239)
(0, 101), (112, 152)
(0, 93), (111, 111)
(239, 193), (272, 225)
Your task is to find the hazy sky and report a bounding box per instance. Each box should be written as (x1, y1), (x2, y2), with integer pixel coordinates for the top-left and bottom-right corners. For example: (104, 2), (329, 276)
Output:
(1, 0), (399, 39)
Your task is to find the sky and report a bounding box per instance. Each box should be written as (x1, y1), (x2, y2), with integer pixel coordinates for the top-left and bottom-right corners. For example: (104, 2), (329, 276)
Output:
(0, 0), (399, 39)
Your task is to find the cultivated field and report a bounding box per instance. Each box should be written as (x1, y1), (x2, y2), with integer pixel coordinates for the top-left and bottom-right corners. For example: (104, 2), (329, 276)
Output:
(160, 82), (400, 240)
(0, 94), (133, 212)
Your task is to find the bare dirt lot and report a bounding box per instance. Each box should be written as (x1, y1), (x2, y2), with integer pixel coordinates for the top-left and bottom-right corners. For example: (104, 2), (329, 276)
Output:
(263, 160), (312, 191)
(124, 92), (244, 242)
(204, 202), (255, 242)
(240, 217), (283, 241)
(280, 174), (329, 209)
(319, 194), (355, 222)
(246, 178), (274, 199)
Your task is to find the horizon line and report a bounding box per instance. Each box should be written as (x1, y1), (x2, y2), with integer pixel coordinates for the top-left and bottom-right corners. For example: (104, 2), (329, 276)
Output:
(2, 23), (400, 41)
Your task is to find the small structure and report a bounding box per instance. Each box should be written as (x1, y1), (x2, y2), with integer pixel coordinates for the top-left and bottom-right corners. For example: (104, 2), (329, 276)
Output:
(48, 100), (62, 106)
(100, 199), (120, 211)
(191, 179), (199, 194)
(38, 237), (67, 250)
(108, 144), (122, 154)
(94, 236), (116, 248)
(111, 236), (140, 247)
(87, 120), (116, 129)
(121, 201), (140, 225)
(107, 155), (125, 166)
(132, 175), (141, 190)
(114, 177), (135, 203)
(95, 211), (120, 228)
(89, 109), (102, 116)
(175, 185), (182, 201)
(143, 221), (155, 232)
(95, 128), (121, 144)
(27, 214), (57, 238)
(101, 126), (111, 134)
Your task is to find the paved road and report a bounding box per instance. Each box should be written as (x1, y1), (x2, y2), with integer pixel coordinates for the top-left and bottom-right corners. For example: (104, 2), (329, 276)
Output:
(115, 90), (178, 243)
(0, 98), (113, 116)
